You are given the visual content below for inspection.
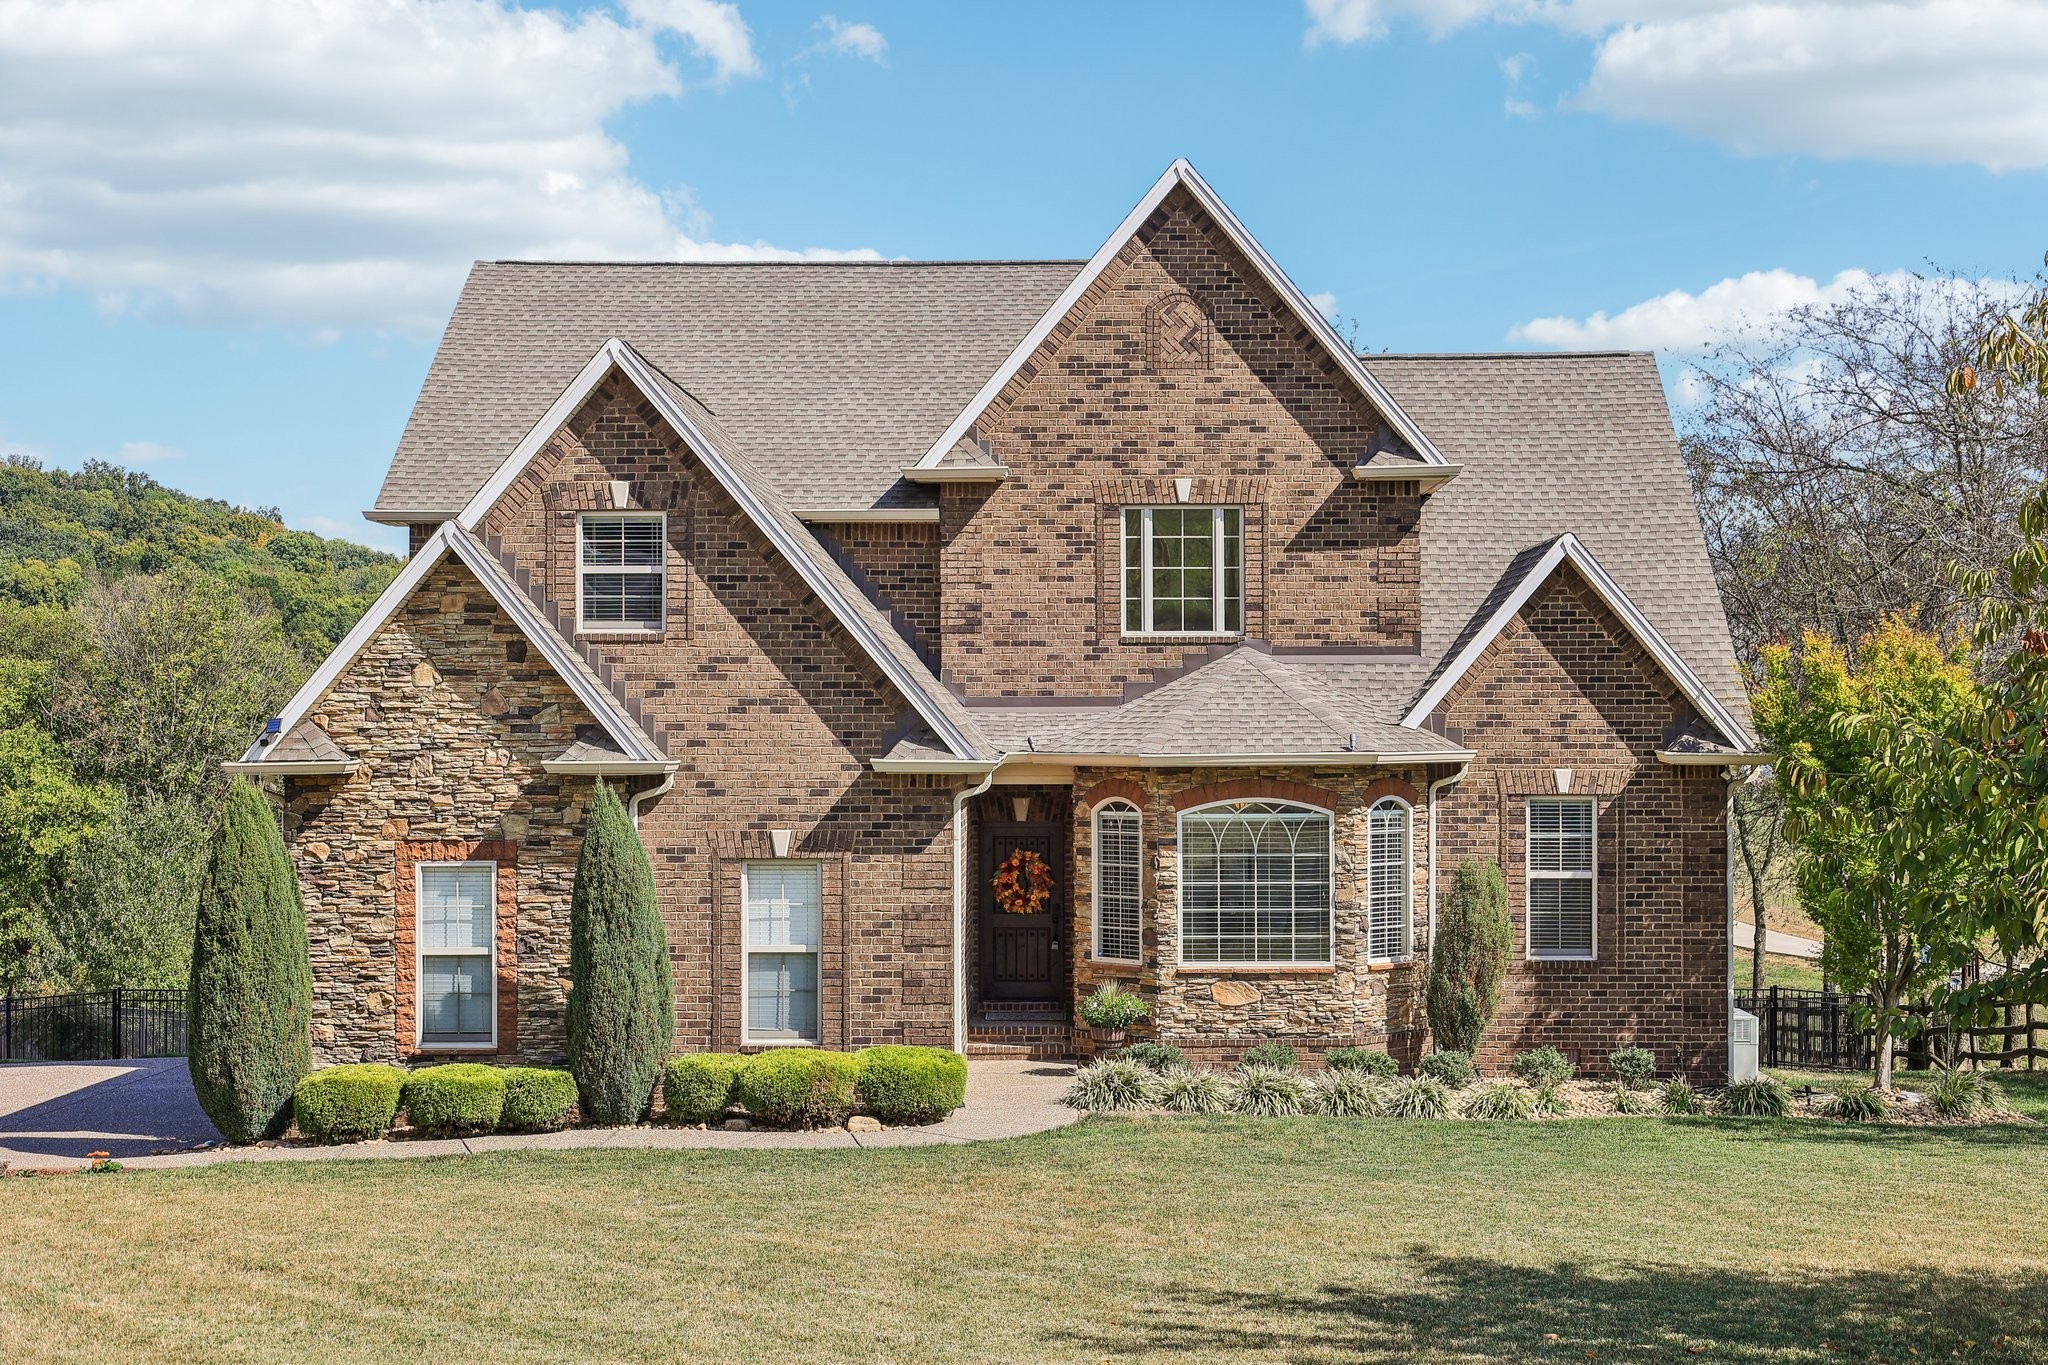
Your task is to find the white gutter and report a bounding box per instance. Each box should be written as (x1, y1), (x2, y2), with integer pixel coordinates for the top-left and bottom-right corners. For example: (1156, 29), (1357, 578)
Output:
(887, 748), (1475, 775)
(794, 507), (942, 524)
(1724, 769), (1739, 1081)
(628, 769), (678, 831)
(950, 765), (999, 1054)
(1426, 762), (1471, 952)
(221, 760), (361, 777)
(1656, 750), (1769, 768)
(542, 760), (679, 778)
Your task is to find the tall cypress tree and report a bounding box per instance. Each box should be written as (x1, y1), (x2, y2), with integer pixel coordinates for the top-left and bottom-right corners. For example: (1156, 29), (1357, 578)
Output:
(187, 777), (313, 1143)
(567, 781), (674, 1124)
(1426, 858), (1513, 1055)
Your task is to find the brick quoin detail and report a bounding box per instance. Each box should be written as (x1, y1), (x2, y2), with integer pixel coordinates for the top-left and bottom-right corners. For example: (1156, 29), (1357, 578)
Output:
(1077, 777), (1146, 812)
(393, 839), (519, 1059)
(1171, 777), (1336, 812)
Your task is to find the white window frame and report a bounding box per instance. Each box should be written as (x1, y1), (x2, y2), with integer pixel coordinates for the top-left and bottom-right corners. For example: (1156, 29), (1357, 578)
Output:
(1092, 800), (1144, 964)
(1120, 506), (1244, 637)
(740, 860), (822, 1047)
(1175, 799), (1336, 969)
(415, 861), (497, 1051)
(1366, 796), (1413, 962)
(576, 512), (667, 634)
(1526, 797), (1598, 962)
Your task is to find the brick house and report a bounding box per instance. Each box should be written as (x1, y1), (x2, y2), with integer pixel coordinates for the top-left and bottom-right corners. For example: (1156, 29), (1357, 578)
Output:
(231, 161), (1758, 1079)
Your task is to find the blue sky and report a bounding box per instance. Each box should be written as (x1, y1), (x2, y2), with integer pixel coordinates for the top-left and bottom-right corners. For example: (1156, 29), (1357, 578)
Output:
(2, 0), (2045, 553)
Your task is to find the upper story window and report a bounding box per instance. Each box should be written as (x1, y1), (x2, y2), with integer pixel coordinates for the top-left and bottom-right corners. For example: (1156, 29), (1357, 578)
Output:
(1122, 507), (1242, 636)
(1527, 797), (1596, 960)
(578, 513), (665, 633)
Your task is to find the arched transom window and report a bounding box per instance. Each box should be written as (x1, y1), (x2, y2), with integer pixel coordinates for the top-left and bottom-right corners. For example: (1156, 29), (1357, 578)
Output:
(1093, 801), (1143, 963)
(1367, 797), (1413, 961)
(1178, 800), (1332, 966)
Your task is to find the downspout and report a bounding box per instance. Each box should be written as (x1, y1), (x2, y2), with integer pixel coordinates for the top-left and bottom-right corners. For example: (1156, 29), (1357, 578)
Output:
(951, 763), (1000, 1055)
(1426, 762), (1471, 950)
(1725, 768), (1740, 1081)
(628, 769), (678, 830)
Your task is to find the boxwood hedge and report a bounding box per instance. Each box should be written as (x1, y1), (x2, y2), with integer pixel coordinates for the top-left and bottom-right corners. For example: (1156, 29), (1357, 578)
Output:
(293, 1063), (406, 1143)
(499, 1067), (579, 1132)
(735, 1049), (859, 1127)
(855, 1045), (967, 1124)
(402, 1063), (507, 1136)
(663, 1053), (750, 1125)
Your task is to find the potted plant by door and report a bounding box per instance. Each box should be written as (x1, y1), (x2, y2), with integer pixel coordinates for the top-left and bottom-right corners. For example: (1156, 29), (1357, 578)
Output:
(1080, 982), (1150, 1058)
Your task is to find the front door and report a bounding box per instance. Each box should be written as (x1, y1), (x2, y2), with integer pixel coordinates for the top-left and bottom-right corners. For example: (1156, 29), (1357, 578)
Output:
(980, 822), (1063, 1003)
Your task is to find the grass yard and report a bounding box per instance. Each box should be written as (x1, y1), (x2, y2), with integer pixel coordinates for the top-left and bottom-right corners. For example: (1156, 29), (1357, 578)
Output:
(6, 1089), (2048, 1364)
(1734, 948), (1829, 992)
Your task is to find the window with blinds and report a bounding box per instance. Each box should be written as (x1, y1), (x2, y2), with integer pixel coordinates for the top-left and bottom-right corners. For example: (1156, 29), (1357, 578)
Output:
(1178, 800), (1332, 965)
(744, 861), (821, 1043)
(417, 863), (495, 1045)
(1526, 798), (1596, 960)
(1366, 798), (1412, 960)
(578, 513), (666, 632)
(1094, 801), (1143, 963)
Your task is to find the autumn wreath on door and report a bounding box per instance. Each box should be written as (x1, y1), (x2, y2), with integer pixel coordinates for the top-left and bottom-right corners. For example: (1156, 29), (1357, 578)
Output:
(992, 848), (1055, 915)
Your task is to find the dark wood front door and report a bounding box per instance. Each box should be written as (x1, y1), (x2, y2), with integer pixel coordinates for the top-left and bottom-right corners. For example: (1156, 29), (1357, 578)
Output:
(980, 822), (1063, 1003)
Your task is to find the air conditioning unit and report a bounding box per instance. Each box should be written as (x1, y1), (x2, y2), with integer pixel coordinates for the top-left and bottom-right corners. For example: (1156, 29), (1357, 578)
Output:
(1729, 1007), (1760, 1083)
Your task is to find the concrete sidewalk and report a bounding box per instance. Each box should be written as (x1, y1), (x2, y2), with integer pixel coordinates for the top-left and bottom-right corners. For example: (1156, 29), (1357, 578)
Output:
(0, 1057), (1080, 1173)
(1735, 921), (1823, 960)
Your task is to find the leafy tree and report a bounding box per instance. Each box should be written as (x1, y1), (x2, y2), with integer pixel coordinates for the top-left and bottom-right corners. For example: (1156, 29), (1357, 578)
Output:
(566, 782), (674, 1124)
(1732, 779), (1790, 999)
(1756, 621), (1979, 1089)
(1427, 859), (1512, 1055)
(187, 778), (312, 1143)
(0, 660), (115, 991)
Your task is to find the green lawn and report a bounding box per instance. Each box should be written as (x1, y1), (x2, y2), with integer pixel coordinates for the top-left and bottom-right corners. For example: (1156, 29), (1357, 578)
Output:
(1734, 948), (1829, 992)
(5, 1102), (2046, 1363)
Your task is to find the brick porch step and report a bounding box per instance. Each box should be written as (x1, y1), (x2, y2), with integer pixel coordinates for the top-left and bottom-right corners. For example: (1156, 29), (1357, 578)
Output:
(967, 1014), (1077, 1061)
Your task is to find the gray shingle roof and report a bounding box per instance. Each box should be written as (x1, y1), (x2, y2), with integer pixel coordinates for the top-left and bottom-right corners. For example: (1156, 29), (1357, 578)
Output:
(268, 720), (350, 763)
(376, 260), (1082, 516)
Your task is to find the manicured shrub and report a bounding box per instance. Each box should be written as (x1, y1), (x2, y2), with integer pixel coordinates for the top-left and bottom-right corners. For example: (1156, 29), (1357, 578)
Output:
(187, 777), (313, 1144)
(403, 1063), (507, 1136)
(499, 1067), (579, 1132)
(1381, 1077), (1454, 1119)
(1608, 1046), (1657, 1088)
(1079, 982), (1149, 1029)
(1511, 1046), (1575, 1087)
(567, 781), (675, 1126)
(1426, 859), (1511, 1054)
(1927, 1068), (2005, 1118)
(1240, 1043), (1300, 1071)
(1154, 1066), (1231, 1115)
(1419, 1049), (1476, 1088)
(1532, 1081), (1569, 1117)
(735, 1049), (859, 1127)
(663, 1053), (750, 1125)
(1610, 1081), (1652, 1115)
(856, 1045), (968, 1124)
(293, 1064), (405, 1143)
(1062, 1058), (1160, 1111)
(1120, 1041), (1185, 1073)
(1324, 1047), (1398, 1078)
(1312, 1068), (1384, 1118)
(1228, 1064), (1314, 1117)
(1822, 1083), (1890, 1122)
(1461, 1081), (1535, 1121)
(1717, 1076), (1792, 1118)
(1661, 1077), (1704, 1115)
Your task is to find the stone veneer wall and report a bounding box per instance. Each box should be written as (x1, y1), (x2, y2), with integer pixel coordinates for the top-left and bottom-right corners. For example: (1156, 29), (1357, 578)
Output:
(938, 183), (1422, 700)
(1066, 766), (1436, 1067)
(284, 559), (596, 1065)
(1433, 568), (1732, 1080)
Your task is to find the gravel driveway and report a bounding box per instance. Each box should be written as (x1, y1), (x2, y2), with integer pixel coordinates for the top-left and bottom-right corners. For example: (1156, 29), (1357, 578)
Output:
(0, 1057), (221, 1166)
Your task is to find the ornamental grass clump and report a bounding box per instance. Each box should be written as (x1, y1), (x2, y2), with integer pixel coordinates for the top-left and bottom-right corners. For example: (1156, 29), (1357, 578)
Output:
(1511, 1046), (1574, 1087)
(1461, 1081), (1535, 1121)
(736, 1050), (859, 1127)
(1120, 1041), (1185, 1073)
(292, 1064), (406, 1143)
(1062, 1058), (1159, 1111)
(1608, 1046), (1658, 1088)
(663, 1053), (750, 1125)
(1532, 1081), (1569, 1117)
(1717, 1076), (1792, 1118)
(1154, 1066), (1231, 1115)
(1380, 1076), (1454, 1120)
(1228, 1064), (1314, 1117)
(1419, 1049), (1476, 1088)
(1661, 1077), (1704, 1115)
(1927, 1068), (2005, 1118)
(855, 1045), (967, 1124)
(1239, 1043), (1299, 1071)
(1609, 1081), (1652, 1115)
(1324, 1047), (1399, 1078)
(499, 1068), (579, 1132)
(403, 1064), (507, 1136)
(1822, 1082), (1891, 1122)
(1311, 1067), (1384, 1118)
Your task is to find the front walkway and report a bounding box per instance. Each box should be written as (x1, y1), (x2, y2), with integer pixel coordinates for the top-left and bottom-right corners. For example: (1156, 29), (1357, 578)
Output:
(0, 1057), (1080, 1173)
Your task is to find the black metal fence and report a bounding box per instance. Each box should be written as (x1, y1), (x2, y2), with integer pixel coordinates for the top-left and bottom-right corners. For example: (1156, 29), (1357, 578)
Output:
(1, 988), (188, 1062)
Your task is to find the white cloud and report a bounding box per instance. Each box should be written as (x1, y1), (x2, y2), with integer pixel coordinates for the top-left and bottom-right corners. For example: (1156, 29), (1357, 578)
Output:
(1302, 1), (2048, 171)
(1510, 266), (2026, 353)
(110, 441), (181, 465)
(811, 16), (888, 62)
(1308, 290), (1339, 319)
(0, 0), (874, 333)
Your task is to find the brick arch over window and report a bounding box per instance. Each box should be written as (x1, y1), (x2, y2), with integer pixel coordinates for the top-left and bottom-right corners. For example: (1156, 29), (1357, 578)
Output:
(1078, 777), (1147, 813)
(1170, 777), (1335, 812)
(1360, 777), (1422, 808)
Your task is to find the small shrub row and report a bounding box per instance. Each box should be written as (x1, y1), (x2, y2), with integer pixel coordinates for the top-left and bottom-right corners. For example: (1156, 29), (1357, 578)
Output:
(661, 1045), (969, 1128)
(292, 1063), (578, 1143)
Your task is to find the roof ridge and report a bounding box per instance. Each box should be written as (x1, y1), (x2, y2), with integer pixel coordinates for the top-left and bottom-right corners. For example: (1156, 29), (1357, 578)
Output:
(1363, 350), (1653, 360)
(477, 258), (1090, 269)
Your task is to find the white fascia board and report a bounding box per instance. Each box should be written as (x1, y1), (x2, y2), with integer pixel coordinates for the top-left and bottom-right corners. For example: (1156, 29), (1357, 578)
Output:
(541, 759), (680, 776)
(1656, 749), (1768, 767)
(1399, 534), (1757, 750)
(363, 507), (458, 526)
(456, 342), (624, 529)
(870, 758), (1002, 775)
(912, 159), (1448, 470)
(992, 748), (1474, 769)
(222, 760), (361, 777)
(896, 465), (1011, 485)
